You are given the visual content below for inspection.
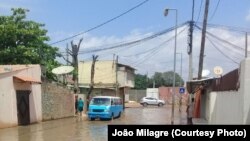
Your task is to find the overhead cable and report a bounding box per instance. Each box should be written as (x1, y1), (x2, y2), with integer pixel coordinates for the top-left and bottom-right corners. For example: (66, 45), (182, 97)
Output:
(49, 0), (150, 45)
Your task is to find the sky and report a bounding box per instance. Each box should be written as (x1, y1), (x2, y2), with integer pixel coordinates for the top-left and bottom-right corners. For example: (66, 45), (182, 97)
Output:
(1, 0), (250, 81)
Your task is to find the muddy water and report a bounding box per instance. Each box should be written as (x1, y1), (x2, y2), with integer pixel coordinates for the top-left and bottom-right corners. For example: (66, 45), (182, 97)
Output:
(0, 106), (187, 141)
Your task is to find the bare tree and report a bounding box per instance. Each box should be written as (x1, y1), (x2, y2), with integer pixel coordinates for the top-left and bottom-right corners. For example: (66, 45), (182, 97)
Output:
(84, 55), (98, 112)
(62, 38), (83, 93)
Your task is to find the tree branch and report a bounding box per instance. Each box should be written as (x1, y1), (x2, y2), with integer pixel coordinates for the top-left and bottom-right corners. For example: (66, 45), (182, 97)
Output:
(61, 55), (72, 65)
(77, 38), (83, 52)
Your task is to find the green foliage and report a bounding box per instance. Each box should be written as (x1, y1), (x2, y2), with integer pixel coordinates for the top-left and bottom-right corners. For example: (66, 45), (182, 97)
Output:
(134, 74), (148, 89)
(0, 8), (60, 81)
(148, 71), (184, 88)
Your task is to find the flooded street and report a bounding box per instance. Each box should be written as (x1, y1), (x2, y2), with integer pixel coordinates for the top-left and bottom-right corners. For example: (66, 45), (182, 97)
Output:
(0, 105), (187, 141)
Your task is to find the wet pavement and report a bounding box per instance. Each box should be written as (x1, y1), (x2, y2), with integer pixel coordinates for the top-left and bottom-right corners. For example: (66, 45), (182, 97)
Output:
(0, 105), (187, 141)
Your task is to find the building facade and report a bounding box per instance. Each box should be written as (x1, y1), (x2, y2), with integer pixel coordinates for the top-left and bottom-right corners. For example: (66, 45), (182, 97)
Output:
(78, 60), (135, 104)
(0, 65), (42, 128)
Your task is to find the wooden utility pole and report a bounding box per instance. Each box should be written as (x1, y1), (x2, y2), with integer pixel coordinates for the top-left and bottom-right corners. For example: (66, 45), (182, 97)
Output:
(198, 0), (209, 80)
(85, 55), (98, 111)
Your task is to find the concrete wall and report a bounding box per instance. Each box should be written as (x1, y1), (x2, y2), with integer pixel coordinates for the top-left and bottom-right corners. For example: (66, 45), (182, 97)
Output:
(127, 89), (146, 102)
(0, 73), (17, 128)
(206, 58), (250, 124)
(79, 61), (135, 88)
(207, 91), (241, 124)
(78, 61), (116, 87)
(118, 67), (134, 87)
(240, 58), (250, 124)
(42, 83), (74, 121)
(0, 65), (42, 129)
(146, 88), (159, 99)
(158, 87), (188, 105)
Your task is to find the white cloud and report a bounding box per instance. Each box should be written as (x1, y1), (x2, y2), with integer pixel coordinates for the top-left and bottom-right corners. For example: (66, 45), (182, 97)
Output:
(54, 26), (246, 81)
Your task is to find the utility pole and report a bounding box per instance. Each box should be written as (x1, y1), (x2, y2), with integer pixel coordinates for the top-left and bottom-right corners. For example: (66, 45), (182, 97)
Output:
(246, 32), (248, 58)
(188, 0), (195, 81)
(115, 55), (119, 96)
(198, 0), (209, 80)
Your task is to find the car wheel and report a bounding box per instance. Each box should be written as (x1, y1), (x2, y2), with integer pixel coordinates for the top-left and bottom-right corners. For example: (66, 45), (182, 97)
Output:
(90, 118), (95, 121)
(158, 103), (163, 107)
(143, 102), (148, 107)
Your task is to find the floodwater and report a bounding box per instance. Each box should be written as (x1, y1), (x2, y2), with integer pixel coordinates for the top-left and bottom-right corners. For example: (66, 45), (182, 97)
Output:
(0, 105), (187, 141)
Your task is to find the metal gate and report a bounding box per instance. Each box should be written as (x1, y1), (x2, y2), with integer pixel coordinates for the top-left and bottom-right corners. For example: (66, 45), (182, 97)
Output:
(16, 90), (30, 125)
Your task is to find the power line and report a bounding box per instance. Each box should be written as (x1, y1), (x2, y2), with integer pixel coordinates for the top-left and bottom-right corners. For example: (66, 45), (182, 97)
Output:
(196, 0), (203, 22)
(195, 22), (250, 33)
(195, 24), (244, 62)
(132, 27), (187, 67)
(207, 37), (239, 64)
(209, 0), (220, 21)
(49, 0), (150, 45)
(194, 24), (245, 51)
(207, 35), (243, 60)
(77, 22), (188, 54)
(206, 32), (245, 53)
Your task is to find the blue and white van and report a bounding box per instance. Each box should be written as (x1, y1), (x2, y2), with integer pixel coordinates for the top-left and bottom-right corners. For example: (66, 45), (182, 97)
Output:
(87, 96), (123, 120)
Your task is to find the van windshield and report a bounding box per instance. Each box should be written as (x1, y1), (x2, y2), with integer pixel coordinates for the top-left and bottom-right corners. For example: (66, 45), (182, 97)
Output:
(90, 98), (111, 106)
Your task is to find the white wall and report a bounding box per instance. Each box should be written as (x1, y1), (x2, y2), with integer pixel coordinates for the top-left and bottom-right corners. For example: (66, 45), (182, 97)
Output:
(0, 65), (42, 128)
(146, 88), (159, 99)
(0, 73), (17, 128)
(240, 58), (250, 124)
(206, 58), (250, 124)
(208, 91), (241, 124)
(30, 84), (42, 123)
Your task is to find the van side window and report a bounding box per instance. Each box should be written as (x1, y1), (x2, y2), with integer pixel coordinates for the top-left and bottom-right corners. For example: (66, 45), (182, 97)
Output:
(117, 98), (122, 105)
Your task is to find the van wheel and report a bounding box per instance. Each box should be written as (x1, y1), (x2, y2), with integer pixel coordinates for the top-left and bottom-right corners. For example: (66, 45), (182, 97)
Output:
(158, 103), (163, 107)
(143, 103), (148, 107)
(90, 118), (95, 121)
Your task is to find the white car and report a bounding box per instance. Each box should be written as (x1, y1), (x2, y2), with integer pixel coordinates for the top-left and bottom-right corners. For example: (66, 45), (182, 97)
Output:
(140, 97), (165, 107)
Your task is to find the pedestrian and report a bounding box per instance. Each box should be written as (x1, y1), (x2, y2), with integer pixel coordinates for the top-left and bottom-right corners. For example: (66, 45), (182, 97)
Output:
(75, 98), (78, 115)
(179, 95), (182, 112)
(187, 97), (194, 125)
(78, 98), (84, 117)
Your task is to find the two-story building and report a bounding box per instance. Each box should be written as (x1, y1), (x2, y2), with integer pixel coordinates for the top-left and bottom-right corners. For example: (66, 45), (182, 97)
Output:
(78, 60), (135, 106)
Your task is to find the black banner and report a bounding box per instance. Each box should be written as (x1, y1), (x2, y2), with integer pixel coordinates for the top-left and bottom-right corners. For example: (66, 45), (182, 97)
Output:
(108, 125), (250, 141)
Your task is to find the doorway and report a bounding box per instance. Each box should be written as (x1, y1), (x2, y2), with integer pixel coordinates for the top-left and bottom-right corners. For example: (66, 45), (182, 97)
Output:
(16, 90), (31, 125)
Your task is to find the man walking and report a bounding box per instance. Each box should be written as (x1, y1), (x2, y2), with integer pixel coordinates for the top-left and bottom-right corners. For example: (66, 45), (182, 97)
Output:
(187, 97), (194, 125)
(75, 98), (78, 115)
(78, 98), (84, 117)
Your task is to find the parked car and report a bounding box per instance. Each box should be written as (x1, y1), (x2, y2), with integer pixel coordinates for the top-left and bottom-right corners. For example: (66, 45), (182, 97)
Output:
(140, 97), (165, 107)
